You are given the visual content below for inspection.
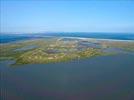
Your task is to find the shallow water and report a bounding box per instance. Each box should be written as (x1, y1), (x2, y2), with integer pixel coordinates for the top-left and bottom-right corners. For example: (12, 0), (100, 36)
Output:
(77, 41), (101, 51)
(1, 53), (134, 100)
(14, 45), (38, 52)
(102, 48), (134, 55)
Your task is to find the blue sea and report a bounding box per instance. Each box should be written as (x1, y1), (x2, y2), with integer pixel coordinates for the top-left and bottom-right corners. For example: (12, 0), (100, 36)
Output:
(0, 33), (134, 43)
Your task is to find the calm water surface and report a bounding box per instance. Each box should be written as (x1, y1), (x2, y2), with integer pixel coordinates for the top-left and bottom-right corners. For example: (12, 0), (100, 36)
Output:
(1, 54), (134, 100)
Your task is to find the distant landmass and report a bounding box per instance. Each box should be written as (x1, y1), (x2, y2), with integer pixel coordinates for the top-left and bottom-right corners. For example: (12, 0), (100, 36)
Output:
(0, 32), (134, 43)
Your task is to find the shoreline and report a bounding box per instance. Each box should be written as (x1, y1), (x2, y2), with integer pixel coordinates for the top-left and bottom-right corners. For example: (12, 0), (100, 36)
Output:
(57, 36), (134, 42)
(0, 36), (134, 44)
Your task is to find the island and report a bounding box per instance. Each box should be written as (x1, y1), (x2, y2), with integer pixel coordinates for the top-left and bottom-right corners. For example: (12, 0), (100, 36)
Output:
(0, 37), (134, 65)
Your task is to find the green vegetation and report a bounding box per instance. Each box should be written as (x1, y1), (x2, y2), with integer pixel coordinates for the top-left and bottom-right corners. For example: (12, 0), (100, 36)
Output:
(100, 41), (134, 51)
(0, 37), (134, 65)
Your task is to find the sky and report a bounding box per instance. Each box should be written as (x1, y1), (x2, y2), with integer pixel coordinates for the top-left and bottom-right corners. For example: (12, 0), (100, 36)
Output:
(0, 0), (134, 33)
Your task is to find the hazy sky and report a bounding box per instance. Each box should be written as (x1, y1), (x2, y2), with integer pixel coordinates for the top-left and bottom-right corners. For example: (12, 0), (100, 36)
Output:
(0, 0), (134, 33)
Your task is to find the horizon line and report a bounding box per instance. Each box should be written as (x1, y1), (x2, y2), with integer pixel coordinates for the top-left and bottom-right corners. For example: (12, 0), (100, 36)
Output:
(1, 31), (134, 34)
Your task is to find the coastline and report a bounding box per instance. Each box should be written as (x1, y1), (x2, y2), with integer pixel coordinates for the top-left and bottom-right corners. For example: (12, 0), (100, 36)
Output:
(57, 36), (134, 42)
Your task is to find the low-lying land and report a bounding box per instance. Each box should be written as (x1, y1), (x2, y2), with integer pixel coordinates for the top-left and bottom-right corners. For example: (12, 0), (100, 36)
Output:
(0, 37), (134, 65)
